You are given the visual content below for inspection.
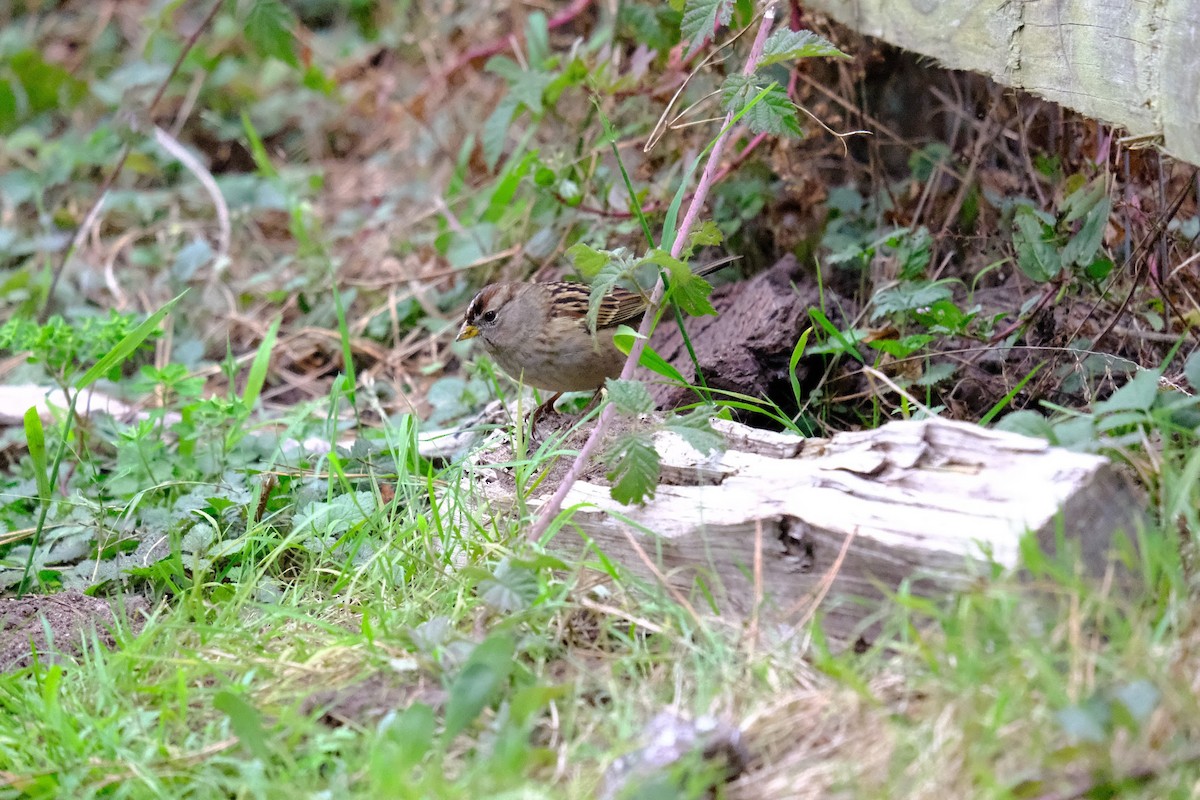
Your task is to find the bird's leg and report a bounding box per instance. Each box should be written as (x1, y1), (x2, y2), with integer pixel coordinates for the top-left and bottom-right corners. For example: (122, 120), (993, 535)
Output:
(579, 388), (604, 416)
(529, 392), (562, 431)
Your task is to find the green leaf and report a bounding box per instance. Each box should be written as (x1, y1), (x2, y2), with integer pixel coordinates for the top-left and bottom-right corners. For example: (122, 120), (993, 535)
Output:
(1111, 680), (1159, 730)
(1093, 368), (1160, 414)
(76, 293), (185, 390)
(24, 407), (51, 503)
(1056, 696), (1111, 744)
(482, 96), (519, 172)
(1012, 207), (1062, 282)
(670, 271), (718, 317)
(606, 378), (655, 415)
(0, 80), (17, 134)
(685, 220), (724, 254)
(641, 250), (717, 317)
(386, 703), (435, 771)
(508, 70), (554, 115)
(665, 408), (725, 455)
(888, 226), (933, 279)
(613, 325), (688, 383)
(870, 280), (954, 320)
(214, 690), (273, 762)
(566, 243), (612, 278)
(8, 51), (87, 116)
(483, 150), (537, 223)
(1185, 352), (1200, 392)
(244, 0), (300, 67)
(444, 633), (516, 739)
(605, 432), (661, 505)
(525, 11), (551, 66)
(994, 410), (1057, 443)
(240, 111), (277, 179)
(1060, 179), (1107, 224)
(681, 0), (735, 58)
(618, 4), (681, 51)
(720, 75), (802, 138)
(241, 316), (280, 410)
(1061, 196), (1110, 267)
(787, 327), (812, 407)
(477, 559), (539, 613)
(758, 28), (850, 67)
(587, 261), (626, 334)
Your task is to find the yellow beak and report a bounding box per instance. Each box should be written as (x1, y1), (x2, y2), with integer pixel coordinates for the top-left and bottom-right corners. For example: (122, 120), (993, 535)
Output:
(456, 322), (480, 342)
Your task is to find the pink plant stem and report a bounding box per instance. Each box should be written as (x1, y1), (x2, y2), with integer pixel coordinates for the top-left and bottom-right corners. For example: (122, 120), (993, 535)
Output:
(527, 3), (778, 542)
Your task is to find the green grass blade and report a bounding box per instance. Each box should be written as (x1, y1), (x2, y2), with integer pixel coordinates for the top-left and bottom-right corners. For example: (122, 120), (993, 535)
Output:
(788, 326), (813, 408)
(331, 281), (358, 412)
(76, 291), (186, 389)
(241, 315), (281, 410)
(24, 407), (51, 502)
(979, 361), (1045, 426)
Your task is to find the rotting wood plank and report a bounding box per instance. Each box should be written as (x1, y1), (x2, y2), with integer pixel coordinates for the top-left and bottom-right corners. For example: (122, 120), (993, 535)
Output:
(807, 0), (1200, 166)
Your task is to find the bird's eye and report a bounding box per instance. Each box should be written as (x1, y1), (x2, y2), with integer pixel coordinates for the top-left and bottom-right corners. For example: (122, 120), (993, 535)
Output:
(481, 310), (498, 324)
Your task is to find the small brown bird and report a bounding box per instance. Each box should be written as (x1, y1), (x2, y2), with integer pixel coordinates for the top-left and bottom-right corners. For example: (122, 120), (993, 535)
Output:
(456, 256), (738, 423)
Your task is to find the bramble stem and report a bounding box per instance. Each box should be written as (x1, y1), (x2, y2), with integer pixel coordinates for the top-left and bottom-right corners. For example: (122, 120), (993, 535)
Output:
(527, 3), (778, 542)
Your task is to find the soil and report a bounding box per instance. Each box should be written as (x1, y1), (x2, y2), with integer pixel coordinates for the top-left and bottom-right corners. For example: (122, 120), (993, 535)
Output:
(0, 590), (149, 672)
(301, 671), (447, 728)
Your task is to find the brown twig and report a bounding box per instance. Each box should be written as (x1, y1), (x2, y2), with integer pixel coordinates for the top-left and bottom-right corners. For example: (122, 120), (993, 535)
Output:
(527, 3), (780, 541)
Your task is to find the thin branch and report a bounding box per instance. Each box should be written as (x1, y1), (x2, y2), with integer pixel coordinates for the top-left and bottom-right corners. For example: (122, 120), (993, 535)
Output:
(528, 2), (779, 541)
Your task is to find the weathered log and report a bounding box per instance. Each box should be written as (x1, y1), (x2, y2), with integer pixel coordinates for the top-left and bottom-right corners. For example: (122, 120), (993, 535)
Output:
(476, 417), (1144, 643)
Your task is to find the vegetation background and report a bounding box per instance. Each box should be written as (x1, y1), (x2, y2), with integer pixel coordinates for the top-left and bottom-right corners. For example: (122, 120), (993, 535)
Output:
(1, 0), (1199, 797)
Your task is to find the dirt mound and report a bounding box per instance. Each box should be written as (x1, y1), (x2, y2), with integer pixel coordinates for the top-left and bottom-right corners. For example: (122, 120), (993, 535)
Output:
(0, 590), (148, 671)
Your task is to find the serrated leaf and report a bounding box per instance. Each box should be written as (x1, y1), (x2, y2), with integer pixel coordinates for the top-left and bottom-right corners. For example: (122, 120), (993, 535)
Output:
(618, 4), (680, 51)
(665, 409), (725, 455)
(641, 250), (717, 317)
(244, 0), (300, 67)
(681, 0), (734, 58)
(670, 271), (718, 316)
(606, 378), (655, 415)
(444, 633), (515, 739)
(587, 262), (625, 334)
(720, 75), (802, 138)
(478, 559), (539, 613)
(758, 28), (850, 67)
(1012, 207), (1062, 283)
(605, 432), (661, 505)
(508, 70), (554, 115)
(566, 243), (612, 277)
(870, 280), (954, 319)
(686, 221), (723, 255)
